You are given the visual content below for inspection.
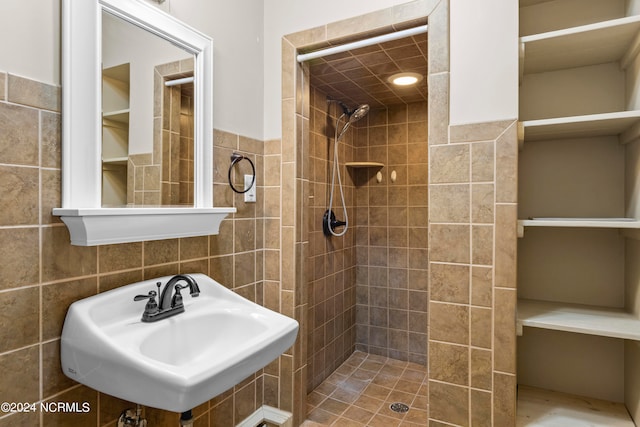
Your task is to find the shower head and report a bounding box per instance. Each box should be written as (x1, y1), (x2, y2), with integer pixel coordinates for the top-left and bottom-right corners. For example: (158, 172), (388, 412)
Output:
(348, 104), (370, 124)
(337, 104), (369, 140)
(327, 98), (370, 121)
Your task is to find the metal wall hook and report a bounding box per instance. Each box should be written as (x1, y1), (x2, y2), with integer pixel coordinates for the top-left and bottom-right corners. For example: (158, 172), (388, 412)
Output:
(228, 153), (256, 194)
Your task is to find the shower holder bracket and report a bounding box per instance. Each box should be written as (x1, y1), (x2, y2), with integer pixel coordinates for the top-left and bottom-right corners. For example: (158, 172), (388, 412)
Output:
(323, 209), (346, 237)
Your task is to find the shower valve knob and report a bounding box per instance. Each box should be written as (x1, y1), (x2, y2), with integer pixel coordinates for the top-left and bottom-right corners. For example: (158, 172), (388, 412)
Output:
(323, 209), (346, 237)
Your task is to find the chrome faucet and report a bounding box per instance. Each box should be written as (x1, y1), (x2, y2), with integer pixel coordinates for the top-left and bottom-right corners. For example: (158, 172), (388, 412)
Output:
(159, 274), (200, 309)
(134, 274), (200, 322)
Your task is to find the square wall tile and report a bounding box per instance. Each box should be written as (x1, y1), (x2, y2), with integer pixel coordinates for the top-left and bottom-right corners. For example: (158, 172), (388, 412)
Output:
(0, 287), (39, 352)
(429, 184), (469, 223)
(429, 144), (469, 184)
(0, 102), (39, 166)
(0, 346), (39, 404)
(429, 341), (468, 385)
(429, 380), (469, 426)
(430, 262), (469, 304)
(429, 302), (469, 345)
(0, 227), (39, 290)
(429, 224), (470, 264)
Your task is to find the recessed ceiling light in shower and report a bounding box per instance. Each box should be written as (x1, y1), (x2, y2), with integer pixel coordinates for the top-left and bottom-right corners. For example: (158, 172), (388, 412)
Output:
(388, 72), (423, 86)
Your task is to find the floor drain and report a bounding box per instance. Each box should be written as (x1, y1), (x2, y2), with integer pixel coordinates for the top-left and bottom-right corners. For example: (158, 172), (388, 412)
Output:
(389, 402), (410, 413)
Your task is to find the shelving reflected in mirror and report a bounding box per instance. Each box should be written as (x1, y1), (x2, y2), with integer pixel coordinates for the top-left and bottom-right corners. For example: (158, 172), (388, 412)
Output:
(102, 10), (195, 207)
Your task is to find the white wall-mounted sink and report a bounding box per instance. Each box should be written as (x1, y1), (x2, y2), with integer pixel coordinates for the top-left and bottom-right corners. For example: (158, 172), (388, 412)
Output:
(61, 274), (299, 413)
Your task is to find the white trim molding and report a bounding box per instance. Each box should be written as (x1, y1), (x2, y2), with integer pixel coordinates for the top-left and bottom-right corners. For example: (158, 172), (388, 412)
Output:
(236, 405), (293, 427)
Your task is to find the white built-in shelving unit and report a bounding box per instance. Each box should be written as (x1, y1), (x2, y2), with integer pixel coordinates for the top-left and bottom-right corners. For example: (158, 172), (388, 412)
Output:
(102, 63), (130, 206)
(517, 1), (640, 425)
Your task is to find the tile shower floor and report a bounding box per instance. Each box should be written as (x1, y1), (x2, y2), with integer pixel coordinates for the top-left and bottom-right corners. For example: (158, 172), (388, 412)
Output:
(302, 351), (428, 427)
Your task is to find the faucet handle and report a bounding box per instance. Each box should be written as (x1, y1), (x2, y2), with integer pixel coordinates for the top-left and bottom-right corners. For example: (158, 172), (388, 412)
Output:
(134, 291), (159, 321)
(171, 284), (189, 307)
(133, 290), (157, 301)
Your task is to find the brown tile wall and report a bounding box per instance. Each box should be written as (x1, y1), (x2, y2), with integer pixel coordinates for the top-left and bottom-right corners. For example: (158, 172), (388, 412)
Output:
(306, 85), (358, 392)
(159, 84), (194, 205)
(279, 32), (309, 426)
(128, 152), (158, 204)
(0, 71), (278, 427)
(178, 93), (195, 205)
(353, 102), (429, 365)
(428, 117), (519, 426)
(159, 63), (195, 206)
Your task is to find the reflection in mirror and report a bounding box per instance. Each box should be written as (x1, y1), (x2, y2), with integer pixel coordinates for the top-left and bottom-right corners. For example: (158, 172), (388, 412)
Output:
(102, 10), (195, 207)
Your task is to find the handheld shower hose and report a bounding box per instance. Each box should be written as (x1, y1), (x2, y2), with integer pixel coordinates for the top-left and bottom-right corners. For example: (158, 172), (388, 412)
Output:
(324, 102), (369, 237)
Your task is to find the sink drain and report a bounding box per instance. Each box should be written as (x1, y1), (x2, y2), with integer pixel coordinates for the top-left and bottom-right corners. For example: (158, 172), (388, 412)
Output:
(389, 402), (409, 413)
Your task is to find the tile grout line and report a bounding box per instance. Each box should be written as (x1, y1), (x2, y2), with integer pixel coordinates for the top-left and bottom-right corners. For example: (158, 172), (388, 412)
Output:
(304, 351), (427, 425)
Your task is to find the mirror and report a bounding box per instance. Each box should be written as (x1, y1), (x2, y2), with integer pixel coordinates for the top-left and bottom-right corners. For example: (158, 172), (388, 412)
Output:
(58, 0), (213, 209)
(102, 10), (195, 206)
(52, 0), (233, 246)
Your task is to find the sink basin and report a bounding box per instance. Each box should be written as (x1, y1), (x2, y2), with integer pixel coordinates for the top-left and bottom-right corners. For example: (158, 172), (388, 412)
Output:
(61, 274), (299, 413)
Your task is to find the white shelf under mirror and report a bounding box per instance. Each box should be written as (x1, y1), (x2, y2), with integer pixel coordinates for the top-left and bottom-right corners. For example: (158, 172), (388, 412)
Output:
(54, 207), (235, 246)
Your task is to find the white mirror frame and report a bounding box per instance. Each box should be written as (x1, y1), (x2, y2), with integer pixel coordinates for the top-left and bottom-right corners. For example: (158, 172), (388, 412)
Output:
(53, 0), (234, 246)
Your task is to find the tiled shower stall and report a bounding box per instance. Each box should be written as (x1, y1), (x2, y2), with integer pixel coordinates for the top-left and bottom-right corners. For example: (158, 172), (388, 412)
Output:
(284, 0), (518, 424)
(305, 87), (430, 394)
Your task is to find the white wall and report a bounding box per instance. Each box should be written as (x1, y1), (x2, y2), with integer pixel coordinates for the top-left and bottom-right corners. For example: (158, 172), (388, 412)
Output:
(449, 0), (518, 125)
(168, 0), (264, 140)
(262, 0), (519, 139)
(102, 11), (192, 154)
(0, 0), (265, 141)
(0, 0), (518, 141)
(0, 0), (60, 85)
(262, 0), (413, 140)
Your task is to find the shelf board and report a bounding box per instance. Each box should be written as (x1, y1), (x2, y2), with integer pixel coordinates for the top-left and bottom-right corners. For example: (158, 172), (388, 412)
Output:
(521, 15), (640, 74)
(519, 0), (555, 7)
(103, 63), (130, 82)
(102, 109), (130, 126)
(517, 218), (640, 236)
(520, 110), (640, 142)
(52, 207), (236, 246)
(517, 385), (635, 426)
(517, 299), (640, 341)
(345, 162), (384, 168)
(102, 156), (128, 166)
